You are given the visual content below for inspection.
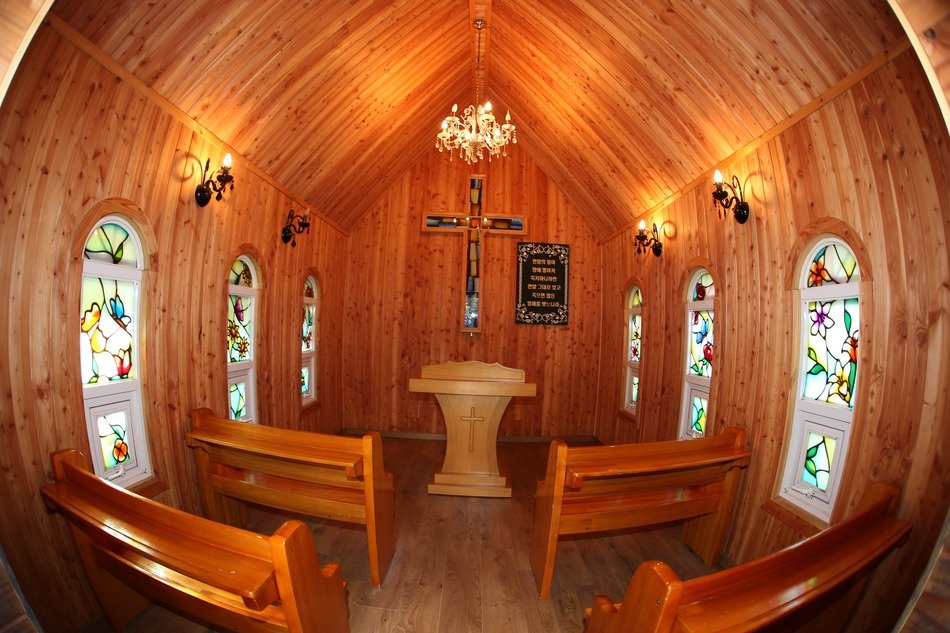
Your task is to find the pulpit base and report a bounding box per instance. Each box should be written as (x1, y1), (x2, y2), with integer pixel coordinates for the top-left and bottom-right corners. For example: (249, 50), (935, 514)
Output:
(428, 471), (512, 498)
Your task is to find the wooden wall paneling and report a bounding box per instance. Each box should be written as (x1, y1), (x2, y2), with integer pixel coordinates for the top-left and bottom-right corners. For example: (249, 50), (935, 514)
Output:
(595, 49), (950, 631)
(0, 25), (349, 632)
(341, 144), (603, 440)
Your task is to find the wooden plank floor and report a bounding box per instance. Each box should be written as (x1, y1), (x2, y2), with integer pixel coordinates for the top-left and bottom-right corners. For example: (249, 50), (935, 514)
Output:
(84, 437), (720, 633)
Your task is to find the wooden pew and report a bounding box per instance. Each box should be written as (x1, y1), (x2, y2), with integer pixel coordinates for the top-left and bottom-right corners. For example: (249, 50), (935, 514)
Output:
(40, 449), (350, 633)
(530, 427), (751, 598)
(583, 482), (911, 633)
(185, 408), (395, 588)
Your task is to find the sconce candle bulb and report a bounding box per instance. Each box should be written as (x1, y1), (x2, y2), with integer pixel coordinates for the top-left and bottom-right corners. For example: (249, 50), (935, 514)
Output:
(711, 168), (750, 223)
(194, 153), (236, 207)
(635, 220), (663, 257)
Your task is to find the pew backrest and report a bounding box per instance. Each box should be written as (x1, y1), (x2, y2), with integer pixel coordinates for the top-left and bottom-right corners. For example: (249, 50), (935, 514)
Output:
(185, 408), (395, 587)
(584, 482), (911, 633)
(530, 427), (751, 598)
(41, 449), (350, 633)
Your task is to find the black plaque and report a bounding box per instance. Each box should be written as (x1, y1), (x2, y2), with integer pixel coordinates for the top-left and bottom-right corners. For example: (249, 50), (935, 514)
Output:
(516, 242), (569, 325)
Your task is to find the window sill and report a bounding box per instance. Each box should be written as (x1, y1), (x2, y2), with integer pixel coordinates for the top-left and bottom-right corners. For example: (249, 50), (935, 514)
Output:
(762, 496), (825, 538)
(128, 475), (169, 500)
(617, 408), (636, 422)
(302, 399), (321, 411)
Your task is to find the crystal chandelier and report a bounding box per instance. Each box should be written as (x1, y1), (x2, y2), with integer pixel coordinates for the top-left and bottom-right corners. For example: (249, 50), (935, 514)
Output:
(435, 19), (516, 164)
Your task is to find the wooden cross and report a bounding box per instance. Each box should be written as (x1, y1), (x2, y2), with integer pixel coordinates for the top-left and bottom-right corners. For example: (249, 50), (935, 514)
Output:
(423, 175), (526, 333)
(459, 406), (485, 452)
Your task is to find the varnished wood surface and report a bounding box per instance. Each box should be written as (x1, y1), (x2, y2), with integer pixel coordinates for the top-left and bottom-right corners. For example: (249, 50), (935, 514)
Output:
(84, 438), (721, 633)
(46, 1), (908, 240)
(594, 48), (950, 633)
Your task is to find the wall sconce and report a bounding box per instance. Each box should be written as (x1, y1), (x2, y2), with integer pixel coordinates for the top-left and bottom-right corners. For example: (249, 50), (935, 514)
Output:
(711, 169), (750, 223)
(194, 153), (235, 207)
(281, 210), (310, 246)
(635, 220), (663, 257)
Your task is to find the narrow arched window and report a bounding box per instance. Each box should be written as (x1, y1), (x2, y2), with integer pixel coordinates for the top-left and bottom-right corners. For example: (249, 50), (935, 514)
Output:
(623, 285), (642, 413)
(80, 217), (152, 486)
(679, 269), (715, 438)
(779, 239), (860, 521)
(301, 275), (320, 405)
(227, 256), (259, 421)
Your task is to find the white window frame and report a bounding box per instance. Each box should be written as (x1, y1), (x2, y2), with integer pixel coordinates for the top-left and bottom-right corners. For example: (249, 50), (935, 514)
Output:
(679, 269), (714, 438)
(80, 217), (152, 487)
(623, 285), (642, 414)
(227, 255), (258, 422)
(779, 238), (859, 522)
(301, 276), (319, 406)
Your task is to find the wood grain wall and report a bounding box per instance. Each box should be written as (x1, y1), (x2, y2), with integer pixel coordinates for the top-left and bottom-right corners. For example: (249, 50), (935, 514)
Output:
(0, 24), (348, 631)
(340, 145), (604, 438)
(595, 49), (950, 632)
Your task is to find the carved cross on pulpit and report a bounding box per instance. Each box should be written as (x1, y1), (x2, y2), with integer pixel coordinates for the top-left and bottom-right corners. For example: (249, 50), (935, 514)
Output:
(423, 175), (526, 333)
(460, 406), (485, 452)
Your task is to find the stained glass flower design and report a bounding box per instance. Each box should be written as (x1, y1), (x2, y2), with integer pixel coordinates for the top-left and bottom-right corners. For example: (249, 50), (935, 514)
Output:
(690, 395), (707, 436)
(628, 314), (641, 362)
(803, 298), (858, 408)
(692, 273), (715, 301)
(802, 432), (836, 490)
(688, 310), (714, 377)
(229, 382), (247, 419)
(302, 304), (315, 352)
(230, 259), (254, 287)
(806, 244), (858, 287)
(301, 367), (311, 395)
(80, 278), (135, 384)
(97, 411), (131, 469)
(227, 295), (253, 362)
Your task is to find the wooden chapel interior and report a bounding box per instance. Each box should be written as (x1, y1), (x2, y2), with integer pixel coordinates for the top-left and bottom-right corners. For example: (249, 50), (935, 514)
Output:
(0, 0), (947, 631)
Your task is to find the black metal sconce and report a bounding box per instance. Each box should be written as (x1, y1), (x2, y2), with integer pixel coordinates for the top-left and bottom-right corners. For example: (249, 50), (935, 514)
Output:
(711, 169), (750, 223)
(635, 220), (662, 257)
(194, 153), (235, 207)
(281, 210), (310, 246)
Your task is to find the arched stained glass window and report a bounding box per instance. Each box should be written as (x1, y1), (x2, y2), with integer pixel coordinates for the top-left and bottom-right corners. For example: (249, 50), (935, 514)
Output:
(301, 275), (320, 405)
(227, 255), (259, 421)
(679, 269), (715, 438)
(80, 217), (152, 486)
(623, 285), (642, 413)
(779, 239), (860, 521)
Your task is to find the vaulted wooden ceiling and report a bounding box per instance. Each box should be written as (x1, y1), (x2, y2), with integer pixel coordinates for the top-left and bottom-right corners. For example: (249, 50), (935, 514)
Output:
(50, 0), (905, 240)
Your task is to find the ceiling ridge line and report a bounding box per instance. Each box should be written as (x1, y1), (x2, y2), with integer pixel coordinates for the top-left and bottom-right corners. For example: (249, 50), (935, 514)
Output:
(44, 13), (348, 237)
(600, 35), (913, 246)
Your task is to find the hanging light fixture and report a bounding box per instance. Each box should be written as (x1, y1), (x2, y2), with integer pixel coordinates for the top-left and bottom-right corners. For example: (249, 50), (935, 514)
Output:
(435, 19), (516, 164)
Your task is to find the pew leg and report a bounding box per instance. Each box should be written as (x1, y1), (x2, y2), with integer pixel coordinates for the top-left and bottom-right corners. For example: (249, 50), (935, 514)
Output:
(681, 469), (742, 567)
(71, 526), (151, 631)
(367, 475), (395, 588)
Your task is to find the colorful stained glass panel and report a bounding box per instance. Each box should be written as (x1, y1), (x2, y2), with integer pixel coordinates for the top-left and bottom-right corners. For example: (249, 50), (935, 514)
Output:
(301, 366), (311, 395)
(84, 222), (137, 267)
(81, 276), (136, 384)
(302, 304), (315, 352)
(802, 297), (858, 408)
(801, 431), (836, 491)
(690, 394), (707, 436)
(305, 277), (316, 298)
(627, 286), (642, 308)
(229, 381), (247, 420)
(96, 410), (132, 470)
(691, 272), (715, 301)
(229, 259), (254, 287)
(628, 314), (642, 362)
(227, 294), (254, 362)
(687, 309), (714, 377)
(806, 243), (859, 287)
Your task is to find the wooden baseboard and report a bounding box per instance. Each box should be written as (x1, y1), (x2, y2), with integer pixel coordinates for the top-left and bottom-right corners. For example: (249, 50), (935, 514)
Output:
(341, 428), (599, 445)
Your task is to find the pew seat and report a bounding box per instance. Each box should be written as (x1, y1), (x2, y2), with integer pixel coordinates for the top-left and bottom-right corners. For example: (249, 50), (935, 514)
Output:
(41, 448), (350, 633)
(185, 408), (396, 588)
(530, 427), (751, 598)
(583, 482), (911, 633)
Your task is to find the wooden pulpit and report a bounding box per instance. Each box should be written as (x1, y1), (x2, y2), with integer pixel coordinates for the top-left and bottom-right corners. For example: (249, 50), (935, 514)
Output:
(409, 361), (536, 497)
